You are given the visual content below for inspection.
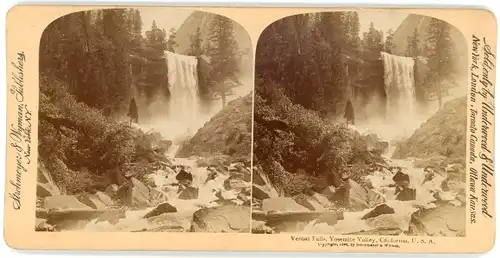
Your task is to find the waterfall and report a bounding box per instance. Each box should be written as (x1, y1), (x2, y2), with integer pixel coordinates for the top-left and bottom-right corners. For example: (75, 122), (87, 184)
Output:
(381, 52), (416, 119)
(160, 51), (200, 141)
(379, 52), (418, 139)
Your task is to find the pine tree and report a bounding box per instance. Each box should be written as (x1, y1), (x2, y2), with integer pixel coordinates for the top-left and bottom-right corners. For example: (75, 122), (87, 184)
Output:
(405, 28), (420, 57)
(384, 29), (395, 54)
(425, 18), (454, 106)
(131, 9), (143, 46)
(187, 27), (203, 56)
(146, 20), (166, 51)
(166, 28), (179, 52)
(362, 22), (384, 53)
(206, 15), (240, 107)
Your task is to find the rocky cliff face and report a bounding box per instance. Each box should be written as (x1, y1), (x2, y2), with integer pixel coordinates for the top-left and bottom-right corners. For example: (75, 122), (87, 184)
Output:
(391, 14), (468, 79)
(392, 97), (467, 159)
(174, 11), (253, 77)
(176, 94), (252, 162)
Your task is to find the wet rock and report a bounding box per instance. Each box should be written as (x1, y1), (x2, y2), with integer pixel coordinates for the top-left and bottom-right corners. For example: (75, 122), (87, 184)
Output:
(178, 186), (199, 200)
(361, 204), (395, 220)
(252, 220), (274, 234)
(392, 171), (410, 184)
(252, 166), (279, 200)
(143, 202), (177, 219)
(312, 193), (333, 208)
(37, 182), (60, 198)
(261, 197), (308, 212)
(44, 195), (91, 210)
(37, 164), (62, 197)
(237, 192), (251, 206)
(149, 187), (167, 205)
(409, 206), (466, 236)
(321, 186), (337, 200)
(146, 211), (193, 231)
(116, 178), (152, 208)
(333, 179), (385, 210)
(252, 185), (271, 200)
(293, 194), (325, 211)
(223, 175), (250, 192)
(77, 194), (107, 209)
(395, 188), (416, 201)
(191, 205), (250, 233)
(35, 218), (55, 231)
(105, 184), (119, 198)
(95, 191), (114, 207)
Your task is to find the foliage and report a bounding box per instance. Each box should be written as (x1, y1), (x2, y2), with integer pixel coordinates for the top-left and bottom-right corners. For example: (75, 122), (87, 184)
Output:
(166, 28), (179, 52)
(254, 81), (378, 196)
(384, 29), (395, 54)
(424, 18), (456, 106)
(187, 27), (203, 56)
(256, 12), (387, 120)
(38, 9), (173, 193)
(205, 15), (241, 105)
(406, 28), (420, 57)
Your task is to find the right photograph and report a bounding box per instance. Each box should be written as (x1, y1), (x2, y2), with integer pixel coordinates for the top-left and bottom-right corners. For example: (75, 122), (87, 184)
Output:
(252, 11), (468, 236)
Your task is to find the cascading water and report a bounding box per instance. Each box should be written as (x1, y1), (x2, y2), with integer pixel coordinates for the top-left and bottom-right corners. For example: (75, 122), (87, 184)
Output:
(381, 51), (416, 120)
(351, 52), (419, 141)
(165, 51), (200, 140)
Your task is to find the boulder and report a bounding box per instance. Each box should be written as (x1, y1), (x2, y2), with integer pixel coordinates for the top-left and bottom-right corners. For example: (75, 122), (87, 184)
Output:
(147, 212), (193, 231)
(44, 195), (91, 210)
(143, 203), (177, 219)
(77, 194), (107, 209)
(252, 167), (279, 200)
(178, 186), (199, 200)
(339, 179), (385, 210)
(293, 194), (325, 211)
(116, 177), (152, 208)
(395, 188), (417, 201)
(223, 175), (250, 192)
(252, 220), (274, 234)
(190, 205), (250, 233)
(252, 185), (271, 200)
(149, 187), (167, 205)
(312, 193), (333, 208)
(37, 164), (62, 196)
(94, 191), (114, 207)
(104, 184), (119, 198)
(361, 204), (395, 220)
(409, 206), (466, 236)
(37, 182), (59, 198)
(261, 197), (308, 213)
(35, 218), (55, 231)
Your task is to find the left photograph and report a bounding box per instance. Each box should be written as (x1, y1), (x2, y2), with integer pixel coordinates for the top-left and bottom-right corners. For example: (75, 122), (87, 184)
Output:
(36, 7), (253, 232)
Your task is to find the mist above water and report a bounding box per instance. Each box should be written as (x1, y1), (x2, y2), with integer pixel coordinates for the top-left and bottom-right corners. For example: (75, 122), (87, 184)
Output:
(353, 52), (466, 143)
(134, 51), (252, 144)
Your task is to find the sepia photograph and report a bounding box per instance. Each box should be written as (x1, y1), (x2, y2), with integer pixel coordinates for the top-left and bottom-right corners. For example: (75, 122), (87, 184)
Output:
(36, 7), (253, 232)
(252, 11), (468, 236)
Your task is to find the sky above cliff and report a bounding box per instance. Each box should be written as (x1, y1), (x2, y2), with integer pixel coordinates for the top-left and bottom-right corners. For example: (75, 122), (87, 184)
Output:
(358, 11), (409, 37)
(138, 7), (193, 35)
(137, 8), (409, 41)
